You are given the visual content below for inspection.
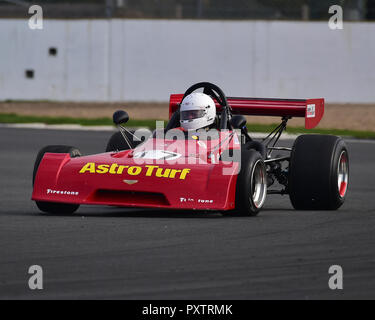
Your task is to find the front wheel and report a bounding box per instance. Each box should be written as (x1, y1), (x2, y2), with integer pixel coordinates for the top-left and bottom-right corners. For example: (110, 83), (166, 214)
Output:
(288, 134), (349, 210)
(105, 130), (150, 152)
(233, 150), (267, 216)
(33, 145), (81, 214)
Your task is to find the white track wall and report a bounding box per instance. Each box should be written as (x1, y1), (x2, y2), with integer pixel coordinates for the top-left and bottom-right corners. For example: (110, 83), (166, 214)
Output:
(0, 19), (374, 103)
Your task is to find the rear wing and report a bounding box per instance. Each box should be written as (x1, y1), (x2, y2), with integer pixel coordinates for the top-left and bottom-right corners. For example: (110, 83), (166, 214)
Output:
(169, 94), (324, 129)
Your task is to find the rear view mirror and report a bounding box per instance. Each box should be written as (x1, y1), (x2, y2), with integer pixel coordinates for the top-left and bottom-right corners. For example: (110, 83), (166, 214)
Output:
(113, 110), (129, 125)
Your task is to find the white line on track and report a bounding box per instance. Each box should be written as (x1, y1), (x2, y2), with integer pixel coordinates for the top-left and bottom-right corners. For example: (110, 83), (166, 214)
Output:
(1, 123), (374, 143)
(0, 123), (116, 131)
(345, 138), (375, 144)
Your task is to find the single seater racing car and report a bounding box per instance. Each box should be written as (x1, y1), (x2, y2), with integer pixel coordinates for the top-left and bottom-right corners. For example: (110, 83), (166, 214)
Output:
(32, 82), (349, 216)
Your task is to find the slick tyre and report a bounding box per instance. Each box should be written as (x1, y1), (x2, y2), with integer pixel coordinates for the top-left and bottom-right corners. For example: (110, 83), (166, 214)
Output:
(234, 149), (267, 216)
(288, 135), (349, 210)
(106, 131), (131, 152)
(33, 145), (81, 214)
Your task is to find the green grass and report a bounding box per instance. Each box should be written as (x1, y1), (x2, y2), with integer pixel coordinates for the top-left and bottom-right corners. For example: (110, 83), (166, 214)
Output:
(0, 113), (161, 128)
(0, 112), (374, 139)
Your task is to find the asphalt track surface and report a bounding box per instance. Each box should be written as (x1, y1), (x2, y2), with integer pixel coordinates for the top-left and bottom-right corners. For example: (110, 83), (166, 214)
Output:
(0, 127), (374, 300)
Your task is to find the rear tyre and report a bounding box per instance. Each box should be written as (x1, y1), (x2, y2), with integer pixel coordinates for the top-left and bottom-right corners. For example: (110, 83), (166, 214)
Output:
(232, 149), (267, 216)
(33, 145), (81, 214)
(288, 134), (349, 210)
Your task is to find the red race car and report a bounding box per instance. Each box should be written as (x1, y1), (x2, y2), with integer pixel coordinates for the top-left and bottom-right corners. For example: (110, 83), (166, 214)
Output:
(32, 82), (349, 216)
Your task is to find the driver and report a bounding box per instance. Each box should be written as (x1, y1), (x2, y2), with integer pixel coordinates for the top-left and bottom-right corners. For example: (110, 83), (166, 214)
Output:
(179, 93), (216, 131)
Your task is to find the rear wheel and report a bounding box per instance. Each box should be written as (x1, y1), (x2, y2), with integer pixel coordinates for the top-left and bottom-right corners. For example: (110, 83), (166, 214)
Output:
(33, 145), (81, 214)
(288, 134), (349, 210)
(232, 150), (267, 216)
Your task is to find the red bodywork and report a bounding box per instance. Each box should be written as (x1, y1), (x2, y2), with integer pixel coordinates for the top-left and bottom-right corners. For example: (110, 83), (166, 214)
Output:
(32, 94), (324, 211)
(32, 131), (240, 210)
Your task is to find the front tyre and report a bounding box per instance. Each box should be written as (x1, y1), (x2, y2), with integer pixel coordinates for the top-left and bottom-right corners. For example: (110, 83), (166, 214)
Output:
(106, 130), (150, 152)
(35, 201), (80, 215)
(234, 150), (267, 216)
(33, 145), (81, 214)
(105, 131), (131, 152)
(288, 135), (349, 210)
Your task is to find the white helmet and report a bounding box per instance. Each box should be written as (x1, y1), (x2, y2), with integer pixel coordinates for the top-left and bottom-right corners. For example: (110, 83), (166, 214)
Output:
(180, 93), (216, 130)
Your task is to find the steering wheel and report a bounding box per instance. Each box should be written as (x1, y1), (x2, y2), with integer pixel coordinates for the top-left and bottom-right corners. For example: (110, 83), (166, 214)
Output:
(182, 82), (231, 130)
(182, 82), (231, 129)
(182, 82), (229, 109)
(167, 82), (231, 130)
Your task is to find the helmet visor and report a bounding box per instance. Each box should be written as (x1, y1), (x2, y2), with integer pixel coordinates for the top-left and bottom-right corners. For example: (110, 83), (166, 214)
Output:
(180, 109), (205, 121)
